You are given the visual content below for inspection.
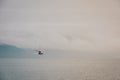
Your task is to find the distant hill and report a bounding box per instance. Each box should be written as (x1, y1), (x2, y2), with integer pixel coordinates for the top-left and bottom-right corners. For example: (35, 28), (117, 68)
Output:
(0, 44), (36, 58)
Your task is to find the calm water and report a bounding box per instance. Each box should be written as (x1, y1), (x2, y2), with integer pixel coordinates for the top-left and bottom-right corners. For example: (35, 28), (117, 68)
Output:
(0, 58), (120, 80)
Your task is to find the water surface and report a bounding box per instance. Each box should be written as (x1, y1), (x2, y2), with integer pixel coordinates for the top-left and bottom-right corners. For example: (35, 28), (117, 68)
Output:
(0, 58), (120, 80)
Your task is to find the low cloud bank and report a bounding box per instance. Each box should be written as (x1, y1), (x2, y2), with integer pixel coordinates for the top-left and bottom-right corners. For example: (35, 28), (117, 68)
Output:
(0, 0), (120, 53)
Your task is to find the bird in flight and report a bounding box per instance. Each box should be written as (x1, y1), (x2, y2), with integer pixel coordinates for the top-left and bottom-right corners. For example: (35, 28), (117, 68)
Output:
(38, 50), (43, 55)
(35, 50), (43, 55)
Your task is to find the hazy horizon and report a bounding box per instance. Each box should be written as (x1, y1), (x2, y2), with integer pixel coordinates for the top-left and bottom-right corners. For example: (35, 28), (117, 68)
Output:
(0, 0), (120, 56)
(0, 0), (120, 80)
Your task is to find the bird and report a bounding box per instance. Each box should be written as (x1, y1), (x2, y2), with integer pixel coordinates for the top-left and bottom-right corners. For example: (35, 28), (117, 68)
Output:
(35, 50), (43, 55)
(38, 50), (43, 55)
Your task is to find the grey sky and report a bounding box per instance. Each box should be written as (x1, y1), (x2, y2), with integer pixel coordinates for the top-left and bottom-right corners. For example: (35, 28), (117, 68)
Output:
(0, 0), (120, 53)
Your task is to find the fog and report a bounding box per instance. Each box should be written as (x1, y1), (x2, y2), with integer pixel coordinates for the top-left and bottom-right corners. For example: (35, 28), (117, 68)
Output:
(0, 0), (120, 54)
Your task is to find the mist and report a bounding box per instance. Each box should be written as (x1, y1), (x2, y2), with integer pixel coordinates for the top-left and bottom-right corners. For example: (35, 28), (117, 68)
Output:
(0, 0), (120, 54)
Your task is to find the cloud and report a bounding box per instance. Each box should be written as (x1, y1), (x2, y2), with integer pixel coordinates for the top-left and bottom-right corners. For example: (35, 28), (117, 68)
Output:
(0, 0), (120, 53)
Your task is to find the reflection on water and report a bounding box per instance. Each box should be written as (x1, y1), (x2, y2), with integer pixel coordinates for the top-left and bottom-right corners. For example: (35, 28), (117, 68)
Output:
(0, 58), (120, 80)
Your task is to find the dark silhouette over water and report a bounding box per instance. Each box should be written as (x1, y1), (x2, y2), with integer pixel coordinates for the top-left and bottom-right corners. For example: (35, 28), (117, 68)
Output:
(38, 51), (43, 55)
(34, 50), (43, 55)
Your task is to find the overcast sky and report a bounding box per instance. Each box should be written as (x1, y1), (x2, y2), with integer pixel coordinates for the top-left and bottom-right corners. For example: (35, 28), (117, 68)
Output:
(0, 0), (120, 53)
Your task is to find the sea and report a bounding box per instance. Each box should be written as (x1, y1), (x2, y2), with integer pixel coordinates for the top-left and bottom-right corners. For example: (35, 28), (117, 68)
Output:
(0, 57), (120, 80)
